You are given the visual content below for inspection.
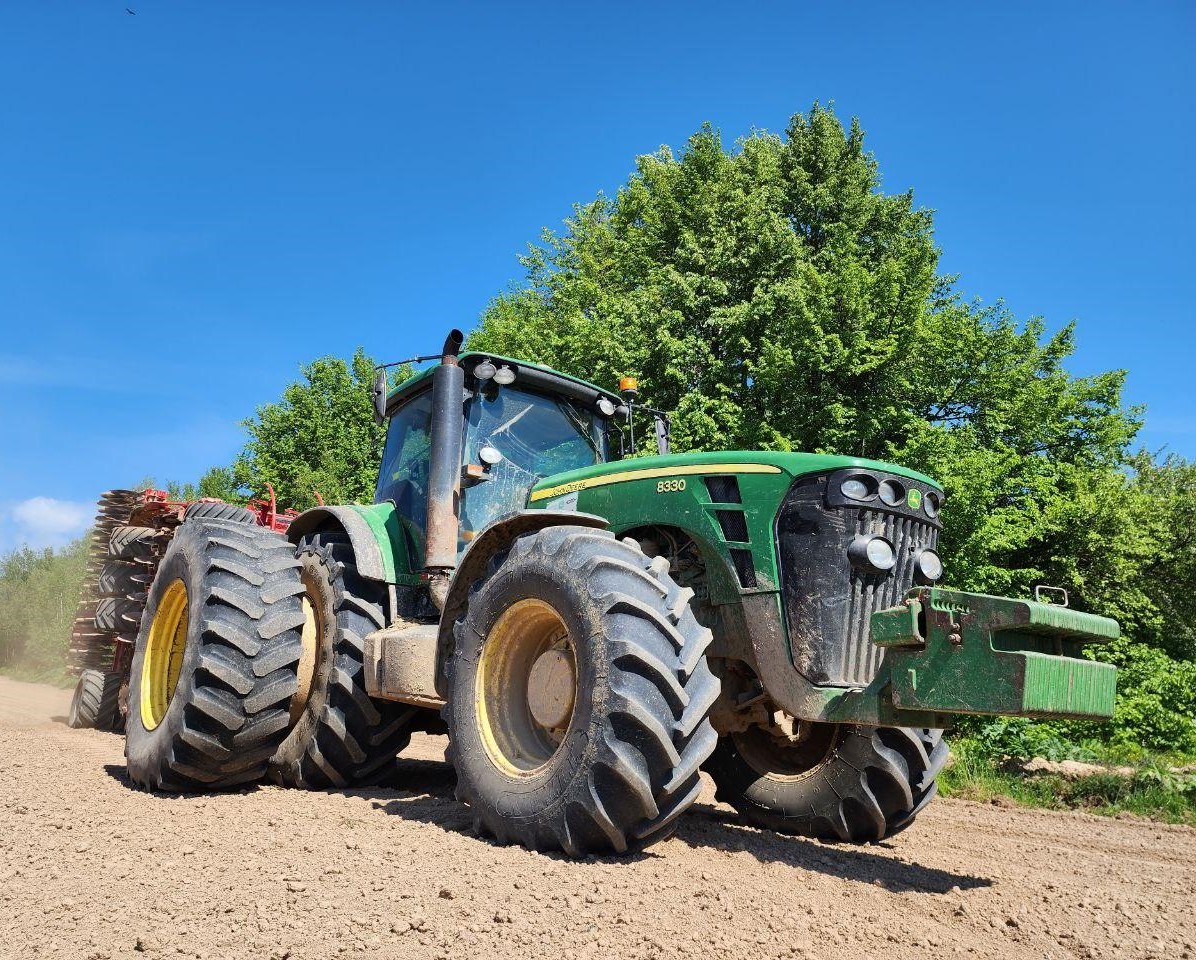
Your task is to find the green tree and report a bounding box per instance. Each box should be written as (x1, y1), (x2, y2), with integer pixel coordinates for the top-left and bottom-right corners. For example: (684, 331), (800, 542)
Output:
(0, 536), (90, 680)
(228, 349), (404, 510)
(470, 103), (1139, 612)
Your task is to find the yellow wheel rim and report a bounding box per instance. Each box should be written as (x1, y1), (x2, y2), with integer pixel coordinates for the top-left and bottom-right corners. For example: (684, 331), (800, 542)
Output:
(140, 579), (189, 730)
(475, 598), (578, 777)
(290, 580), (322, 726)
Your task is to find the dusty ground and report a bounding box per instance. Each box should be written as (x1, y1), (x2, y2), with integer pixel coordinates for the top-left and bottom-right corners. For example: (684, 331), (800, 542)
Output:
(0, 676), (1192, 960)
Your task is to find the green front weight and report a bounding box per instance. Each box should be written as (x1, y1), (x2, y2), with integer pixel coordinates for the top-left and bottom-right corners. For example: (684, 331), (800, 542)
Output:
(871, 588), (1118, 720)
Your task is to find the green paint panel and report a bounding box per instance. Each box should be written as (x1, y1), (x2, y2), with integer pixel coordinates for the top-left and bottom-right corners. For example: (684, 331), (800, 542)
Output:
(348, 502), (414, 583)
(526, 450), (940, 607)
(529, 449), (942, 498)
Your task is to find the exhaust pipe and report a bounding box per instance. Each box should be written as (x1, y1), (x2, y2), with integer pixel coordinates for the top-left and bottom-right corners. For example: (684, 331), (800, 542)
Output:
(424, 329), (465, 610)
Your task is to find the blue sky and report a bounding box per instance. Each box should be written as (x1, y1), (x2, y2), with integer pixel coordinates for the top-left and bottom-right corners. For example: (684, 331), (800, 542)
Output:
(1, 2), (1192, 551)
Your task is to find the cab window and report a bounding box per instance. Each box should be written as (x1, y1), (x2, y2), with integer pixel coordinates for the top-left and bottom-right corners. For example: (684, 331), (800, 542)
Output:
(375, 390), (434, 565)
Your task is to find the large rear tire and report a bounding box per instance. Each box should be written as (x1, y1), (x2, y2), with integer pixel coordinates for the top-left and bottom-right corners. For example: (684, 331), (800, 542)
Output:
(67, 669), (122, 731)
(704, 722), (949, 842)
(444, 526), (719, 857)
(125, 519), (306, 791)
(269, 532), (421, 788)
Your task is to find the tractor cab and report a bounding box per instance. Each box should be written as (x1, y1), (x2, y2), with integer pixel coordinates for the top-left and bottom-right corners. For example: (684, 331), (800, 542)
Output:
(375, 343), (628, 565)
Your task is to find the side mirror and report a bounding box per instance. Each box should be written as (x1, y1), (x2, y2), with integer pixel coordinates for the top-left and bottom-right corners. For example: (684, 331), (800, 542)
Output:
(371, 368), (388, 425)
(653, 413), (670, 456)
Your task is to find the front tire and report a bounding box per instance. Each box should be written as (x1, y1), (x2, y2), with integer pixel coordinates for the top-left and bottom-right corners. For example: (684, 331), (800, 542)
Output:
(444, 526), (719, 857)
(704, 722), (949, 842)
(125, 519), (307, 791)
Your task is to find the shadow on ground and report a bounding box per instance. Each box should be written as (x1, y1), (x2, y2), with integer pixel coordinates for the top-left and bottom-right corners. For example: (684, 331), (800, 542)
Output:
(103, 762), (270, 797)
(100, 745), (991, 893)
(345, 756), (991, 893)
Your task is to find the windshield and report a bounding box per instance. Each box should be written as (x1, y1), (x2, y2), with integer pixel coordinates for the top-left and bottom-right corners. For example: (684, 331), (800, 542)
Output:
(460, 383), (607, 544)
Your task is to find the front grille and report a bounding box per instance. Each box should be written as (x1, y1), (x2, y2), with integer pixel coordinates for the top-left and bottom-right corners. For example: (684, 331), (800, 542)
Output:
(775, 470), (941, 687)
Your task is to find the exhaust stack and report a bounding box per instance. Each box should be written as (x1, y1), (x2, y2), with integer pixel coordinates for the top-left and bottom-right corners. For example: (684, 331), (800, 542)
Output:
(423, 329), (465, 609)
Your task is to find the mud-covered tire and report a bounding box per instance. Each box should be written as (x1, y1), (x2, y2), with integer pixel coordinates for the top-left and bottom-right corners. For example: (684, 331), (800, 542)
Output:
(67, 669), (122, 730)
(125, 519), (306, 792)
(269, 532), (421, 788)
(97, 560), (152, 599)
(444, 526), (719, 857)
(705, 725), (949, 842)
(94, 594), (144, 632)
(183, 502), (257, 525)
(108, 526), (159, 562)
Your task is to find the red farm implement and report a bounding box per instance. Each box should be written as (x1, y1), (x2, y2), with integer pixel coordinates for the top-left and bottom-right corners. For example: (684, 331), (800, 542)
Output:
(65, 486), (300, 731)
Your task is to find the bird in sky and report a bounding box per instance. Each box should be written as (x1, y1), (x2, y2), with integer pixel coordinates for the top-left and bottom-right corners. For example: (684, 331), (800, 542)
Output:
(125, 7), (135, 14)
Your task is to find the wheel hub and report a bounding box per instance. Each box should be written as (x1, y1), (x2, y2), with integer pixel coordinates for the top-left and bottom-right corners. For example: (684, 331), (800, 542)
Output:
(527, 648), (575, 730)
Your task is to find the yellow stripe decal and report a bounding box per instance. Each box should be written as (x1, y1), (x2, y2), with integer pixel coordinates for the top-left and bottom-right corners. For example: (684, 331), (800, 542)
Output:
(530, 463), (783, 502)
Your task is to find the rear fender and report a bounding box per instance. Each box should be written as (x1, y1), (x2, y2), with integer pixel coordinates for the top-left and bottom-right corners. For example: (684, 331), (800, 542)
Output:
(433, 510), (608, 697)
(286, 504), (407, 584)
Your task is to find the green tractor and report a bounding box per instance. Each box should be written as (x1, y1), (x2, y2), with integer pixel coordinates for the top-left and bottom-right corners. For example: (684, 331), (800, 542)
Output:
(123, 330), (1118, 856)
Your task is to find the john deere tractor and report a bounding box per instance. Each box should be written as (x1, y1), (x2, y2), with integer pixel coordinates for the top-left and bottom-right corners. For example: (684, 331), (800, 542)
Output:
(123, 330), (1118, 856)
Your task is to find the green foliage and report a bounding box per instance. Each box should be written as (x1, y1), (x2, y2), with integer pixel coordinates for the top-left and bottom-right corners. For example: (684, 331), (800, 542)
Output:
(942, 736), (1196, 825)
(471, 105), (1140, 600)
(961, 717), (1100, 764)
(0, 536), (89, 682)
(196, 466), (243, 503)
(1091, 638), (1196, 753)
(227, 349), (406, 511)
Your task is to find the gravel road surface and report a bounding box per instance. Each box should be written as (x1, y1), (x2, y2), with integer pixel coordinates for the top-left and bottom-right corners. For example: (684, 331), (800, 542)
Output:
(1, 675), (1192, 960)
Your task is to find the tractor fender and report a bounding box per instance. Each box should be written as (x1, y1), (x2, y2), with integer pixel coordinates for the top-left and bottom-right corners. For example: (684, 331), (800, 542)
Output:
(434, 509), (609, 696)
(286, 506), (391, 583)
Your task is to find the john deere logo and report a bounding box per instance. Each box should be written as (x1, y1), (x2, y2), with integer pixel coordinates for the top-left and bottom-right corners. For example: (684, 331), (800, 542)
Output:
(907, 488), (922, 510)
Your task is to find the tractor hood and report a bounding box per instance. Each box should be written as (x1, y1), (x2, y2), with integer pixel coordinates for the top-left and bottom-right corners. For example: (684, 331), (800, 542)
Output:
(528, 450), (940, 505)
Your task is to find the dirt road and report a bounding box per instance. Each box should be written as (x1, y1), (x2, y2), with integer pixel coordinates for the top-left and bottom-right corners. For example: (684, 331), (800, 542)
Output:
(0, 675), (1191, 960)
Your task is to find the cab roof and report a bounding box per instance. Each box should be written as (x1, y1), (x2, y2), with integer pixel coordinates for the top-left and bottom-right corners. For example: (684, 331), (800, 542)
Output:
(385, 351), (623, 416)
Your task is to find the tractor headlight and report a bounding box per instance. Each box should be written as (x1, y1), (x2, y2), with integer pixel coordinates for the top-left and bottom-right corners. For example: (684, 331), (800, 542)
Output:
(924, 491), (941, 518)
(848, 535), (896, 573)
(878, 479), (905, 506)
(840, 476), (877, 501)
(914, 549), (943, 584)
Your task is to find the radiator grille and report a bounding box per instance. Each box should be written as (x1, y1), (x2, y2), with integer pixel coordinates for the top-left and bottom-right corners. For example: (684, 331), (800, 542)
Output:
(775, 470), (942, 687)
(840, 509), (938, 686)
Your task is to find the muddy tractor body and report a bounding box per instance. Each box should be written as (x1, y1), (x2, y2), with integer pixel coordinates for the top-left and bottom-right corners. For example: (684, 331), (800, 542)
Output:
(119, 331), (1117, 855)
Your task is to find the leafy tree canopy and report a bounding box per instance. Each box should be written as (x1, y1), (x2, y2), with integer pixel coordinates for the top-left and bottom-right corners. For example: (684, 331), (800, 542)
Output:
(469, 104), (1143, 611)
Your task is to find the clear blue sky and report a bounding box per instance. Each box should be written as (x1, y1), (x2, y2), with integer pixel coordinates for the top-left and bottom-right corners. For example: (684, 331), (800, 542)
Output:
(1, 2), (1192, 551)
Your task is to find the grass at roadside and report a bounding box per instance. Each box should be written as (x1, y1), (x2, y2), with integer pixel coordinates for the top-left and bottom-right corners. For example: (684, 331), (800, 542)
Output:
(0, 663), (75, 688)
(941, 737), (1196, 826)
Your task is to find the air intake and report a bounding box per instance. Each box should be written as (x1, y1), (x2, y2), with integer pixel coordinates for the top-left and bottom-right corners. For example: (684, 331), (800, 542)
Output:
(704, 475), (742, 503)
